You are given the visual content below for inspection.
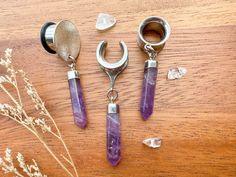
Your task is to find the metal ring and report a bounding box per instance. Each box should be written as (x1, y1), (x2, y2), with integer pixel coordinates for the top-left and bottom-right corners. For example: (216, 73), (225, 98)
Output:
(137, 16), (171, 53)
(40, 22), (56, 54)
(107, 88), (118, 102)
(96, 41), (128, 71)
(96, 40), (129, 90)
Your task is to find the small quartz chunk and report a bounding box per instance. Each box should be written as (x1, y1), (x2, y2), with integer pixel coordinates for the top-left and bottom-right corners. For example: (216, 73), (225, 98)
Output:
(167, 67), (187, 80)
(96, 13), (116, 31)
(143, 138), (162, 148)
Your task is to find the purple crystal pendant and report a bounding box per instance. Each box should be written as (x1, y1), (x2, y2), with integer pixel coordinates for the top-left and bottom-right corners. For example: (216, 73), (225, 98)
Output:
(107, 103), (121, 166)
(96, 41), (128, 166)
(68, 70), (87, 128)
(140, 60), (157, 120)
(137, 16), (171, 120)
(40, 20), (88, 128)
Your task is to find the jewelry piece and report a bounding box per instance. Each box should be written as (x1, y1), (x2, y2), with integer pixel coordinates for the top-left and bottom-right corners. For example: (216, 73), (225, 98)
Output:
(40, 20), (87, 128)
(96, 41), (128, 166)
(137, 16), (171, 120)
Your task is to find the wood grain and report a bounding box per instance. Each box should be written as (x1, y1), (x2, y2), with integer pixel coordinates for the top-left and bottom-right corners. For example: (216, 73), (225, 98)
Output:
(0, 0), (236, 176)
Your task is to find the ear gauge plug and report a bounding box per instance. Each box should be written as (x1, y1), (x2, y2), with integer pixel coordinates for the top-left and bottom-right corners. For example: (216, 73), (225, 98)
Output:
(40, 20), (87, 128)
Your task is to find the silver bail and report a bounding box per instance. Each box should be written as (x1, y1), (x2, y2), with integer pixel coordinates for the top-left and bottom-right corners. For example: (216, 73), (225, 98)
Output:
(40, 20), (81, 64)
(96, 41), (128, 89)
(107, 103), (119, 113)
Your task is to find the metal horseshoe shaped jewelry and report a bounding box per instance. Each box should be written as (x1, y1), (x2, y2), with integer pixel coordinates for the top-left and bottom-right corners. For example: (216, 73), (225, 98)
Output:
(96, 41), (128, 166)
(40, 20), (87, 128)
(138, 16), (171, 120)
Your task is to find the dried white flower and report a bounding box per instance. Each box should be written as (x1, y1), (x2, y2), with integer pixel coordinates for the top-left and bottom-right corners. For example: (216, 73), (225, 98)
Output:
(22, 116), (34, 125)
(5, 148), (13, 163)
(0, 76), (8, 84)
(34, 118), (51, 133)
(0, 48), (12, 69)
(0, 49), (78, 177)
(0, 148), (19, 175)
(0, 148), (47, 177)
(19, 70), (47, 116)
(5, 48), (12, 59)
(0, 104), (23, 121)
(0, 103), (4, 110)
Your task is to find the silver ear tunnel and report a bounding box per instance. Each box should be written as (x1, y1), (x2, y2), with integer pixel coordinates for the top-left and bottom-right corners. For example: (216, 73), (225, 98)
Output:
(138, 16), (171, 120)
(137, 16), (171, 53)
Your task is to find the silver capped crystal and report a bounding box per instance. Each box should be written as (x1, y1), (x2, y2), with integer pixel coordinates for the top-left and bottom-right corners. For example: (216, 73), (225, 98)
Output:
(167, 67), (187, 80)
(96, 13), (116, 31)
(143, 138), (162, 148)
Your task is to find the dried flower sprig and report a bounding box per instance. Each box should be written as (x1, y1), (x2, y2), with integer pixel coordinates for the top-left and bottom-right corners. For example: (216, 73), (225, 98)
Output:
(0, 49), (79, 177)
(0, 148), (46, 177)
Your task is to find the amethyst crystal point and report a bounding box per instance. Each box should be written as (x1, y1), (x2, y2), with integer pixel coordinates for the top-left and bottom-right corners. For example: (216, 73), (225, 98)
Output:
(107, 103), (121, 166)
(140, 60), (158, 120)
(68, 73), (87, 128)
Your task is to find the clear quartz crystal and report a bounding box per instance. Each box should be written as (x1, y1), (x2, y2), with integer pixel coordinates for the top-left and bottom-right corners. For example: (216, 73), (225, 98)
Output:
(143, 138), (162, 148)
(96, 13), (116, 31)
(167, 67), (187, 80)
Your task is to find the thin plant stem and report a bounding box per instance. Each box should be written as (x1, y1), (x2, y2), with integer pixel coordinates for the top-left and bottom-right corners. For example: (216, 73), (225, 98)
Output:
(12, 70), (23, 106)
(29, 123), (74, 177)
(4, 113), (74, 177)
(0, 50), (79, 177)
(31, 85), (78, 176)
(61, 154), (73, 166)
(0, 84), (18, 106)
(23, 81), (79, 177)
(14, 170), (25, 177)
(44, 109), (79, 177)
(0, 83), (77, 177)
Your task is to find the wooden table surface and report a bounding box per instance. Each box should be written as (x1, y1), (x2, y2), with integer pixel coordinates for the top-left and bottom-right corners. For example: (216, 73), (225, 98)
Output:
(0, 0), (236, 177)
